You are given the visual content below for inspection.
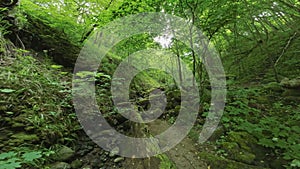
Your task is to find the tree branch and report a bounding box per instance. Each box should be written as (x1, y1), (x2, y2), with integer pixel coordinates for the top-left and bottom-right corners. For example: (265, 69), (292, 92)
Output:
(274, 32), (297, 66)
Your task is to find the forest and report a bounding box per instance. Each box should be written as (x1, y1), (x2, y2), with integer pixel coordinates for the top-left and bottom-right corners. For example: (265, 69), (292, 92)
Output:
(0, 0), (299, 168)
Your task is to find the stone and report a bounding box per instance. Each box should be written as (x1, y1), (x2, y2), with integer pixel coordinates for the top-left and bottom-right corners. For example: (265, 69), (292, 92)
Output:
(220, 141), (255, 164)
(70, 159), (83, 169)
(283, 96), (300, 103)
(109, 147), (119, 157)
(54, 145), (75, 161)
(81, 165), (92, 169)
(208, 125), (225, 141)
(226, 131), (257, 152)
(91, 158), (102, 167)
(49, 162), (71, 169)
(198, 152), (267, 169)
(280, 77), (300, 89)
(263, 82), (283, 92)
(114, 157), (124, 163)
(282, 89), (300, 97)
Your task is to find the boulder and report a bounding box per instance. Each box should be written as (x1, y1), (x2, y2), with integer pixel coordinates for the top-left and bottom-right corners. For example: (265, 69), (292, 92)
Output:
(218, 131), (268, 165)
(198, 152), (267, 169)
(114, 157), (125, 163)
(263, 82), (283, 92)
(54, 145), (75, 161)
(49, 162), (71, 169)
(221, 141), (256, 164)
(282, 89), (300, 97)
(15, 14), (81, 68)
(70, 159), (83, 169)
(280, 77), (300, 89)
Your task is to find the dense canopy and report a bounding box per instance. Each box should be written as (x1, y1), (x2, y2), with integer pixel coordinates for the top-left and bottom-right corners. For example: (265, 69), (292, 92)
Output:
(0, 0), (299, 169)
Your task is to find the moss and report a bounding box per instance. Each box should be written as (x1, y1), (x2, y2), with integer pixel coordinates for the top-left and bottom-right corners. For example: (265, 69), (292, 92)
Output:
(198, 152), (267, 169)
(280, 77), (300, 89)
(282, 89), (300, 97)
(254, 96), (269, 104)
(283, 96), (300, 103)
(16, 14), (81, 68)
(226, 131), (257, 152)
(157, 154), (176, 169)
(208, 125), (225, 141)
(221, 142), (256, 164)
(263, 82), (283, 92)
(10, 132), (39, 143)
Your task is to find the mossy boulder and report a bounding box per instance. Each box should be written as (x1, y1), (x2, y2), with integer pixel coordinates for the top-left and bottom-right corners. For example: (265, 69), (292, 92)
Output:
(226, 131), (257, 152)
(198, 152), (268, 169)
(255, 96), (269, 104)
(49, 162), (71, 169)
(70, 159), (83, 168)
(282, 89), (300, 97)
(283, 96), (300, 103)
(263, 82), (283, 92)
(218, 131), (267, 164)
(208, 125), (225, 141)
(16, 14), (81, 68)
(221, 142), (256, 164)
(280, 77), (300, 89)
(53, 145), (75, 162)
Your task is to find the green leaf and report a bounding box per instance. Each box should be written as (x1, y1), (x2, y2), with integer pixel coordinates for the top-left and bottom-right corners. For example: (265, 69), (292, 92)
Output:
(21, 151), (42, 162)
(7, 158), (19, 163)
(0, 89), (16, 93)
(95, 73), (111, 79)
(75, 71), (95, 78)
(0, 152), (17, 160)
(291, 126), (300, 133)
(291, 159), (300, 167)
(259, 138), (275, 148)
(50, 65), (63, 69)
(6, 112), (14, 115)
(0, 162), (21, 169)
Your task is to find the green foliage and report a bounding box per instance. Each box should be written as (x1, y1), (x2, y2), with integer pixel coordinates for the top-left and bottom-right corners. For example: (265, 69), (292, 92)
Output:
(0, 7), (11, 37)
(218, 87), (300, 168)
(241, 104), (300, 168)
(0, 88), (16, 93)
(1, 0), (299, 168)
(0, 50), (80, 146)
(0, 148), (54, 169)
(220, 87), (261, 129)
(19, 0), (84, 43)
(157, 154), (176, 169)
(50, 64), (63, 69)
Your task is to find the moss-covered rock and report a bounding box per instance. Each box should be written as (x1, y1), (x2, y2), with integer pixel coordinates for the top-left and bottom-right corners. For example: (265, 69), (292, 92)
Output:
(282, 89), (300, 97)
(217, 131), (268, 165)
(53, 145), (75, 162)
(70, 159), (83, 168)
(254, 96), (269, 104)
(16, 14), (81, 68)
(208, 125), (225, 141)
(226, 131), (257, 151)
(263, 82), (283, 92)
(198, 152), (268, 169)
(220, 141), (256, 164)
(283, 96), (300, 103)
(49, 162), (71, 169)
(280, 77), (300, 89)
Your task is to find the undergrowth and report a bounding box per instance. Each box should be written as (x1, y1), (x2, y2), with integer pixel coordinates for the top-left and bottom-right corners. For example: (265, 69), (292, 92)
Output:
(0, 39), (80, 168)
(216, 87), (300, 168)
